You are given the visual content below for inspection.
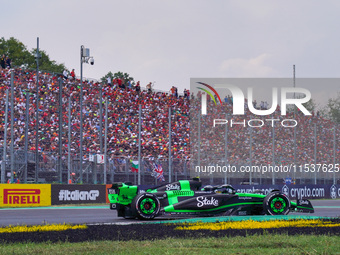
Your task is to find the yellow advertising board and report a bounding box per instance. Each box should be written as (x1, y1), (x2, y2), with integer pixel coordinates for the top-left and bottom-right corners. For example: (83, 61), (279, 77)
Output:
(0, 184), (51, 207)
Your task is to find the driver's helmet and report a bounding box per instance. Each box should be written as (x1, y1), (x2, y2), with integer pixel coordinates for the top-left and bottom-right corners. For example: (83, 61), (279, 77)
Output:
(202, 185), (214, 191)
(220, 184), (235, 193)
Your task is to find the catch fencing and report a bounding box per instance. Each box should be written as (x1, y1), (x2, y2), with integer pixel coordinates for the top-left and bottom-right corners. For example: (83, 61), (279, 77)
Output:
(0, 68), (339, 186)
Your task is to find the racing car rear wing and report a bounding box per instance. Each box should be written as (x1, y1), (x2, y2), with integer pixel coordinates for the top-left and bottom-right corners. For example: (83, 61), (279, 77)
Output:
(294, 199), (314, 213)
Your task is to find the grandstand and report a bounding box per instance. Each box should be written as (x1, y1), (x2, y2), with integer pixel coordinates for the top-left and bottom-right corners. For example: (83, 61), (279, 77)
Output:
(0, 68), (339, 185)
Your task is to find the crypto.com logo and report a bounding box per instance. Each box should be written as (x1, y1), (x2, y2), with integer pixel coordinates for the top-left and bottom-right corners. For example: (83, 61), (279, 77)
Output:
(198, 82), (312, 116)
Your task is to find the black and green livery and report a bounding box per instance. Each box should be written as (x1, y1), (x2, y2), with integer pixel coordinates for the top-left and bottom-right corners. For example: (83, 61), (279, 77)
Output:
(107, 178), (314, 220)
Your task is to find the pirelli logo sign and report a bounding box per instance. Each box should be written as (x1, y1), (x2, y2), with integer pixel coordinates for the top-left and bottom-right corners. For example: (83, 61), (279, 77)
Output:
(4, 189), (41, 204)
(0, 184), (51, 207)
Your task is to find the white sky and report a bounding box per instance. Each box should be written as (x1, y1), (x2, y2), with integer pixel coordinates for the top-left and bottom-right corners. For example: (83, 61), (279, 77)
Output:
(2, 0), (340, 97)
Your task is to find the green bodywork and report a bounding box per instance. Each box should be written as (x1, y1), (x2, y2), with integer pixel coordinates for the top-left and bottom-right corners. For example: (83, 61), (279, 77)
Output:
(162, 192), (266, 213)
(108, 183), (138, 205)
(108, 180), (195, 206)
(108, 180), (307, 213)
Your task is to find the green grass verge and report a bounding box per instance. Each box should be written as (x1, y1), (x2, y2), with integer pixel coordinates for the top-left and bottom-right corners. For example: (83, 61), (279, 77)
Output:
(1, 234), (339, 255)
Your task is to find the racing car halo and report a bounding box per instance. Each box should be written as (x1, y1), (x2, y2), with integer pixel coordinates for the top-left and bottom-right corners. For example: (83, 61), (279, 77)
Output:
(107, 178), (314, 220)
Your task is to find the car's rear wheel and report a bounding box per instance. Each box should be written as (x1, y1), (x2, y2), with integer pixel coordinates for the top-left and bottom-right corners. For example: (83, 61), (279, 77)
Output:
(131, 193), (160, 220)
(263, 191), (290, 215)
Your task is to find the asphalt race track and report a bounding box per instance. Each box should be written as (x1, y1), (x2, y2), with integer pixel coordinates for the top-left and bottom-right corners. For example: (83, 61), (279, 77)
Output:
(0, 200), (339, 227)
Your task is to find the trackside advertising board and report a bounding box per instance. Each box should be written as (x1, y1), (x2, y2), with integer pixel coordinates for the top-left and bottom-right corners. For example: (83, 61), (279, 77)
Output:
(0, 184), (51, 207)
(232, 184), (339, 200)
(105, 184), (111, 203)
(51, 185), (106, 205)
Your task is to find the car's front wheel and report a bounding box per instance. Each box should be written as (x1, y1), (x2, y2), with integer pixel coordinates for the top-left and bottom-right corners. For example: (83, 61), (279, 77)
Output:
(263, 191), (290, 215)
(131, 193), (161, 220)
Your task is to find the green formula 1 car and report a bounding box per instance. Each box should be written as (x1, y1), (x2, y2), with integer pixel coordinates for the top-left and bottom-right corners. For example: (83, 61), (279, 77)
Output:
(107, 178), (314, 220)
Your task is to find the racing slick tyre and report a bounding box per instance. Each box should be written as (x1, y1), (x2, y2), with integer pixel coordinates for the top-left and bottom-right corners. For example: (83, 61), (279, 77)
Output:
(131, 193), (161, 220)
(263, 191), (291, 215)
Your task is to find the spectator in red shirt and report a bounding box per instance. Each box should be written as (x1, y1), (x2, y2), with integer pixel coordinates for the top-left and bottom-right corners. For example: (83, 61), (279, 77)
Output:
(70, 69), (76, 80)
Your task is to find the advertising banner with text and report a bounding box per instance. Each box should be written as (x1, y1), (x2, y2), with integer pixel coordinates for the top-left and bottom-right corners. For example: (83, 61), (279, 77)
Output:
(0, 184), (51, 207)
(51, 184), (106, 205)
(232, 184), (339, 199)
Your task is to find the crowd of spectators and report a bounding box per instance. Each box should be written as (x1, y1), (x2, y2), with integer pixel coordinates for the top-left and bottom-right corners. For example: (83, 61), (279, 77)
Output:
(0, 67), (339, 174)
(0, 67), (190, 163)
(0, 54), (11, 69)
